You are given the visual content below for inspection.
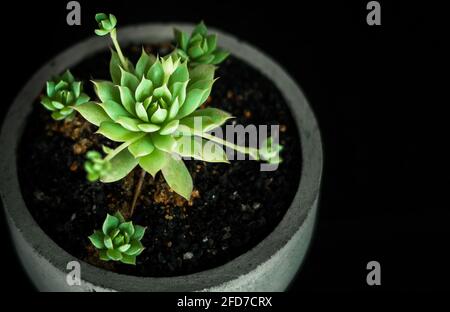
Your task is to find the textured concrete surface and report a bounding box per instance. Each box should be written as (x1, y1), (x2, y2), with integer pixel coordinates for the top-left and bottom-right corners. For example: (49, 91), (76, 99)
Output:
(0, 24), (323, 292)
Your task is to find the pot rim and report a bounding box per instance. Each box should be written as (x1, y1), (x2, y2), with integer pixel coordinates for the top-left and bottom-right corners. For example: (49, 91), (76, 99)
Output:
(0, 23), (322, 291)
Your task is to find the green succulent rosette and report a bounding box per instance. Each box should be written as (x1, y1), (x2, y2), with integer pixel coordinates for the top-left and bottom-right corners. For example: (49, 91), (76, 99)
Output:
(174, 21), (229, 66)
(74, 50), (231, 199)
(259, 137), (284, 164)
(40, 70), (90, 120)
(88, 212), (146, 265)
(84, 150), (112, 182)
(94, 13), (117, 36)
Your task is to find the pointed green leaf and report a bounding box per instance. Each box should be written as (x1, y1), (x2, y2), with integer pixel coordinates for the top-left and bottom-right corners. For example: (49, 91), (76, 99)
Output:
(100, 100), (131, 120)
(113, 211), (126, 223)
(104, 236), (113, 249)
(52, 101), (64, 109)
(99, 250), (110, 261)
(192, 21), (208, 36)
(118, 244), (131, 253)
(92, 80), (120, 103)
(153, 85), (172, 102)
(101, 149), (139, 183)
(128, 135), (155, 158)
(150, 107), (168, 124)
(137, 123), (161, 133)
(189, 64), (215, 83)
(135, 48), (156, 78)
(174, 29), (189, 51)
(107, 249), (123, 261)
(88, 230), (105, 249)
(168, 97), (180, 120)
(95, 29), (109, 36)
(73, 101), (111, 126)
(97, 122), (141, 142)
(120, 68), (140, 92)
(41, 97), (55, 111)
(139, 149), (169, 176)
(132, 225), (146, 241)
(170, 81), (188, 107)
(118, 86), (136, 115)
(206, 34), (217, 53)
(102, 214), (119, 235)
(55, 80), (68, 92)
(159, 120), (179, 135)
(161, 156), (193, 200)
(147, 59), (164, 87)
(46, 81), (55, 97)
(188, 44), (204, 59)
(75, 93), (90, 105)
(71, 81), (81, 98)
(196, 54), (215, 64)
(124, 241), (144, 256)
(189, 108), (232, 132)
(176, 89), (208, 119)
(119, 221), (135, 237)
(135, 102), (149, 122)
(135, 77), (153, 102)
(151, 133), (177, 152)
(110, 228), (120, 239)
(121, 254), (136, 265)
(168, 62), (189, 86)
(211, 50), (230, 65)
(116, 116), (141, 132)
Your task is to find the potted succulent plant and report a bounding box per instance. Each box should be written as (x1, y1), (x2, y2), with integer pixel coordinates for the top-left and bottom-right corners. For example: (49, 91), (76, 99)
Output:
(0, 13), (322, 291)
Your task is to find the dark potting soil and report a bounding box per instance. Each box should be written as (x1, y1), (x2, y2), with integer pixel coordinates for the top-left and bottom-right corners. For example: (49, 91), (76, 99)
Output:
(17, 44), (302, 277)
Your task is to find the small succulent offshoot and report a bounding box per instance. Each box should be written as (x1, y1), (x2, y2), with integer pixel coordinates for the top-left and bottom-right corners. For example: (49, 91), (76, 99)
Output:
(174, 21), (229, 66)
(84, 150), (112, 182)
(259, 137), (283, 164)
(40, 70), (90, 120)
(88, 212), (146, 265)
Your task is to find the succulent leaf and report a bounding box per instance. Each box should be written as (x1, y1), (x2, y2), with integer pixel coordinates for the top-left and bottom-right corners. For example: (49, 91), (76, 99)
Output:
(161, 155), (193, 200)
(100, 149), (139, 183)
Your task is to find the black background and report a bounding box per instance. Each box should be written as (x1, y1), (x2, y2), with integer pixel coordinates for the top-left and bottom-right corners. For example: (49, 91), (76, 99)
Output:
(0, 0), (446, 293)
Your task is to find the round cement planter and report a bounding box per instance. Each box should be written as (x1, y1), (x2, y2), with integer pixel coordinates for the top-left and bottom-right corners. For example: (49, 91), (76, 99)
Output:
(0, 23), (322, 292)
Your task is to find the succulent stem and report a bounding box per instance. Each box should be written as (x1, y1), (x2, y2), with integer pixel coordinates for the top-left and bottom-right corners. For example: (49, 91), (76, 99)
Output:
(196, 132), (260, 160)
(130, 169), (147, 217)
(110, 29), (129, 71)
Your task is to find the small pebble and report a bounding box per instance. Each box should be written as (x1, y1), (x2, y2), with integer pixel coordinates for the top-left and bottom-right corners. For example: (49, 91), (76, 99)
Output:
(69, 161), (78, 172)
(183, 252), (194, 260)
(252, 202), (261, 210)
(34, 191), (45, 201)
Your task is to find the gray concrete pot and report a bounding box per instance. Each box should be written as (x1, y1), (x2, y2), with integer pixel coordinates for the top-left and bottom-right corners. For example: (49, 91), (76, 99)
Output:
(0, 24), (322, 291)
